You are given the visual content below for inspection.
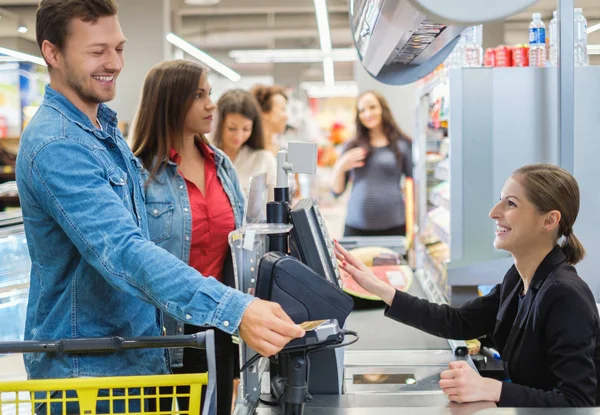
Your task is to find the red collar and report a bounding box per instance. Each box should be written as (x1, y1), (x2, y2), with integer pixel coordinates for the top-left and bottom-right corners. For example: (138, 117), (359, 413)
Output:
(169, 138), (215, 165)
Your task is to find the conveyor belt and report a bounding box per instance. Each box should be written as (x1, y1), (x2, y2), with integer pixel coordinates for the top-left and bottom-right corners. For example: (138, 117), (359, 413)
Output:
(346, 276), (449, 350)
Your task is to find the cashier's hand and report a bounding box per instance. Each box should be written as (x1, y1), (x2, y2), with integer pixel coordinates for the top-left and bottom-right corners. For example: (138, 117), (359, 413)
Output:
(238, 299), (305, 357)
(334, 240), (395, 306)
(439, 361), (502, 404)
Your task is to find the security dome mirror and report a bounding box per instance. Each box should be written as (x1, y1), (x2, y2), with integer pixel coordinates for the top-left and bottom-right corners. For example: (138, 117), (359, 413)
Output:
(350, 0), (541, 85)
(409, 0), (540, 25)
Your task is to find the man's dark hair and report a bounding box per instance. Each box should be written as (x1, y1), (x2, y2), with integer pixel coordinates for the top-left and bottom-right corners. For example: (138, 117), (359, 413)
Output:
(36, 0), (118, 65)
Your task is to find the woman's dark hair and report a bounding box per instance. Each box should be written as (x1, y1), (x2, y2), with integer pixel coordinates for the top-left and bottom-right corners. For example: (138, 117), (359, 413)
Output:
(249, 84), (288, 113)
(513, 163), (586, 265)
(347, 90), (411, 164)
(131, 60), (209, 184)
(213, 89), (266, 151)
(36, 0), (118, 68)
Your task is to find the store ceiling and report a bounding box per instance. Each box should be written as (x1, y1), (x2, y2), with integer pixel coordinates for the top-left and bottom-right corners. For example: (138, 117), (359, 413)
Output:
(0, 0), (598, 83)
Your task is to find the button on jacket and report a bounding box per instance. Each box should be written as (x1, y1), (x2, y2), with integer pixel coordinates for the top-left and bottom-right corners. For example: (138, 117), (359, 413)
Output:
(15, 85), (254, 379)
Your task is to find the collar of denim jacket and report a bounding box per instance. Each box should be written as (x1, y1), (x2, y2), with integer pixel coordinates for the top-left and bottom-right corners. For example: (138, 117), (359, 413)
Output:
(42, 84), (119, 139)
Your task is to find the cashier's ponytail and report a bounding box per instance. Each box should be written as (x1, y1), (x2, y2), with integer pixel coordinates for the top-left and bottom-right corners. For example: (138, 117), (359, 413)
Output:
(514, 163), (586, 265)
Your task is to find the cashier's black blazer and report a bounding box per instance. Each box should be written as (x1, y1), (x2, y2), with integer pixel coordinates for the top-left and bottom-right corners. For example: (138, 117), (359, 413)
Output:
(385, 245), (600, 407)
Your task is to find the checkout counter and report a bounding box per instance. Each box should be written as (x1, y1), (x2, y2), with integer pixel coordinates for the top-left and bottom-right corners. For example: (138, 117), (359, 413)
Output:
(230, 211), (600, 415)
(229, 156), (494, 415)
(229, 147), (600, 414)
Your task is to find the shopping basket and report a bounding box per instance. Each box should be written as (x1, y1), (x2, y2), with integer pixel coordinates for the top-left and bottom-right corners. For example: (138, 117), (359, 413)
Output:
(0, 331), (216, 415)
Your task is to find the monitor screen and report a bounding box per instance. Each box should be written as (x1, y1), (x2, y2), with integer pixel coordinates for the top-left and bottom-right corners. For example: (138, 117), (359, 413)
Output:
(289, 198), (341, 288)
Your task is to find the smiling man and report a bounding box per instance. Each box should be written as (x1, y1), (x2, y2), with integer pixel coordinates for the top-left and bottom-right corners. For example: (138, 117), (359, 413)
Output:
(16, 0), (303, 385)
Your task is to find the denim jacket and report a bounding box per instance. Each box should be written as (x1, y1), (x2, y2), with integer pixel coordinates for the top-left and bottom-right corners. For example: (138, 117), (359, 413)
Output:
(142, 145), (245, 367)
(15, 85), (255, 380)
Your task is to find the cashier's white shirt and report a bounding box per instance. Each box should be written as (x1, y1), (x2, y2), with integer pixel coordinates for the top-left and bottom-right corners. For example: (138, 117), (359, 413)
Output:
(233, 145), (277, 201)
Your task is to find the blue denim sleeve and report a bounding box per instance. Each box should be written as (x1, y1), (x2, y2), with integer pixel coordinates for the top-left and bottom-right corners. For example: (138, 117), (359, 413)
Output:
(29, 140), (255, 334)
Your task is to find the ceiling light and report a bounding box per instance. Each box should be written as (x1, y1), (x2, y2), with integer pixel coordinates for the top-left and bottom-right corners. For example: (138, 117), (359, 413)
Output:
(166, 33), (241, 82)
(323, 57), (334, 87)
(185, 0), (220, 4)
(17, 19), (27, 34)
(313, 0), (332, 53)
(587, 23), (600, 34)
(0, 47), (46, 66)
(301, 81), (359, 98)
(588, 44), (600, 55)
(229, 48), (358, 63)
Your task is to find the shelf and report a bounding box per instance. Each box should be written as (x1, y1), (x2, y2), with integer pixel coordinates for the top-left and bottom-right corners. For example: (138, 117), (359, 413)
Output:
(434, 161), (450, 181)
(427, 209), (450, 247)
(0, 171), (16, 183)
(0, 196), (20, 209)
(429, 193), (450, 211)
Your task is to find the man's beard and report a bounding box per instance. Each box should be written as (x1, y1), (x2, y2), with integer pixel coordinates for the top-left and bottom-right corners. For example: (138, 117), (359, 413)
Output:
(66, 66), (114, 105)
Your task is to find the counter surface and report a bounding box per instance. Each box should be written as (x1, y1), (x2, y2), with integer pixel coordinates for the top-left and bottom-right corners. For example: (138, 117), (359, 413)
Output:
(255, 394), (600, 414)
(345, 272), (449, 351)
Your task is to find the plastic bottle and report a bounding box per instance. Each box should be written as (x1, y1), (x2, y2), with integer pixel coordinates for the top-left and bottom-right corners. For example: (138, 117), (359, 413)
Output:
(548, 10), (558, 67)
(574, 8), (589, 66)
(462, 25), (483, 67)
(529, 13), (547, 68)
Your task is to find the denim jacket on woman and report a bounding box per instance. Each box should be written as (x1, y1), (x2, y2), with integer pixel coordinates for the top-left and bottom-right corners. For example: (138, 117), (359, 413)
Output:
(141, 145), (245, 367)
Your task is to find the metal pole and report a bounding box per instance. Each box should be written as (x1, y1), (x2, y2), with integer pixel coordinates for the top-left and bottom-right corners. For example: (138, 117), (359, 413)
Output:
(558, 0), (574, 172)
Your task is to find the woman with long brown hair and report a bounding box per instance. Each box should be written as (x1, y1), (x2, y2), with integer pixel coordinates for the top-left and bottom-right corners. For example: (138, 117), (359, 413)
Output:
(336, 163), (599, 407)
(131, 60), (247, 415)
(212, 88), (277, 199)
(331, 90), (414, 237)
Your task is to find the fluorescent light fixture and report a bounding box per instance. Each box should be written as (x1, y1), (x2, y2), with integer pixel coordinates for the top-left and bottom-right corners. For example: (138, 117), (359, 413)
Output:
(323, 57), (335, 87)
(588, 44), (600, 55)
(587, 23), (600, 34)
(166, 32), (241, 82)
(313, 0), (332, 53)
(229, 48), (358, 63)
(301, 81), (359, 98)
(0, 47), (46, 66)
(0, 63), (20, 71)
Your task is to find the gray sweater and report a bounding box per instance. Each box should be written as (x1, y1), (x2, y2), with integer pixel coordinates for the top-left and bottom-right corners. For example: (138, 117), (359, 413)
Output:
(338, 140), (413, 231)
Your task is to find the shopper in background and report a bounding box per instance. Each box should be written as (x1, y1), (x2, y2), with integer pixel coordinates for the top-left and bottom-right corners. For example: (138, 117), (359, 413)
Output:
(336, 163), (599, 407)
(16, 0), (303, 410)
(331, 90), (414, 237)
(250, 84), (289, 155)
(213, 88), (277, 200)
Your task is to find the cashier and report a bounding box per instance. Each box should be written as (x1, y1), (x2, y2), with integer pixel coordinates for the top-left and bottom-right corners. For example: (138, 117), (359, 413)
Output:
(335, 163), (600, 407)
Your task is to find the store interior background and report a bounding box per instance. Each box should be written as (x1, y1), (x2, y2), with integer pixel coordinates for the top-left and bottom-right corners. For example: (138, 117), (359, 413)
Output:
(1, 0), (600, 381)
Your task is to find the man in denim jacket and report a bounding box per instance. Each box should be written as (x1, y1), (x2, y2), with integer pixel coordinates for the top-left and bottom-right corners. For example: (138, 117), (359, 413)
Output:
(16, 0), (303, 381)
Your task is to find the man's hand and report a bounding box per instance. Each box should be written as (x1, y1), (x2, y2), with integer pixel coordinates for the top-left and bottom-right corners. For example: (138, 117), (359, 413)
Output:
(238, 299), (305, 357)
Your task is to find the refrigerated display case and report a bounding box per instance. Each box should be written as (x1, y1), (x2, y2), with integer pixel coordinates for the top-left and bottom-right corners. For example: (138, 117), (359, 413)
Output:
(0, 209), (30, 343)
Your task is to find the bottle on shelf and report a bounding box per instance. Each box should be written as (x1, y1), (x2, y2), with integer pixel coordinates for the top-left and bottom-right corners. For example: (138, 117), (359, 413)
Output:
(574, 8), (589, 67)
(547, 8), (589, 67)
(529, 13), (547, 68)
(548, 10), (558, 67)
(462, 25), (483, 67)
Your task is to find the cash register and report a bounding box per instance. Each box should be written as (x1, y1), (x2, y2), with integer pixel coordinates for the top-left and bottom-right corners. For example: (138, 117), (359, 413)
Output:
(229, 143), (355, 415)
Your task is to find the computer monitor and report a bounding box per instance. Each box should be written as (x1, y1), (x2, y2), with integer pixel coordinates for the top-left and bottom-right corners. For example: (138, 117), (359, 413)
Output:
(289, 198), (342, 288)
